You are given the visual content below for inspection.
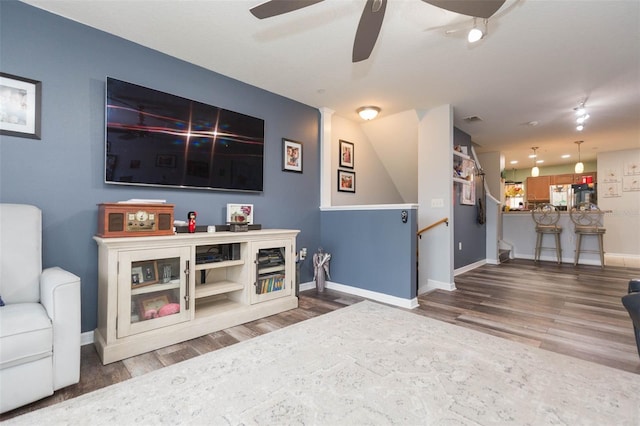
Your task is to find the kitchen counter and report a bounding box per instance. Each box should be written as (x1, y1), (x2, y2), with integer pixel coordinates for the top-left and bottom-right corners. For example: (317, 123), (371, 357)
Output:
(502, 211), (606, 265)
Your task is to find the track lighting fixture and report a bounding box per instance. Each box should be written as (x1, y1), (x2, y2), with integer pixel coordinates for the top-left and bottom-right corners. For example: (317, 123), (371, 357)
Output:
(530, 147), (539, 177)
(574, 140), (584, 173)
(357, 106), (380, 120)
(468, 18), (487, 43)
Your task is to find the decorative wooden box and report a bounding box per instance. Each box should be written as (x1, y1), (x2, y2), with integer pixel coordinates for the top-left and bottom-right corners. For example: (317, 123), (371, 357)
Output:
(97, 203), (175, 238)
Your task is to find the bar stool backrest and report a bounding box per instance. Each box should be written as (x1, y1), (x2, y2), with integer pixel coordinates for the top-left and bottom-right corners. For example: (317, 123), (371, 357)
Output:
(532, 203), (560, 228)
(570, 202), (603, 229)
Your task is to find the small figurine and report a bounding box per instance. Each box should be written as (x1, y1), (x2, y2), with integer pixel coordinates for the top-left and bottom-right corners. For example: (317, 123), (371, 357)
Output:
(188, 211), (197, 233)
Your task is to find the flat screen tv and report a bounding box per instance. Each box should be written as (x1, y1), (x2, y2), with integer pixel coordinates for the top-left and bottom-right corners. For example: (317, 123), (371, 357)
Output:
(105, 77), (264, 192)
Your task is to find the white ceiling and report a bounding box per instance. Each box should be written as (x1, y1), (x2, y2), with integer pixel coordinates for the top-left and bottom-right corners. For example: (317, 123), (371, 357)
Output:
(22, 0), (640, 168)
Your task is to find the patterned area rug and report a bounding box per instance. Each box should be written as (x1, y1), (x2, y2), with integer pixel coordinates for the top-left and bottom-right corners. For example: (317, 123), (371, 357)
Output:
(6, 301), (640, 425)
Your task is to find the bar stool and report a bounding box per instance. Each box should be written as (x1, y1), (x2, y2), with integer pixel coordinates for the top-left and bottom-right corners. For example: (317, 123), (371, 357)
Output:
(532, 203), (562, 264)
(570, 202), (606, 267)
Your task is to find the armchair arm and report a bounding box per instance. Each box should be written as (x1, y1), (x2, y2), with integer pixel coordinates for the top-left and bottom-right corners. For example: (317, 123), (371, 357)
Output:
(40, 267), (81, 389)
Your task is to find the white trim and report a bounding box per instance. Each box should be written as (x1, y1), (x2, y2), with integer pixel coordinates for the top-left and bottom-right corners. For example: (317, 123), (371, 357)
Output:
(319, 107), (334, 209)
(81, 331), (94, 346)
(454, 259), (486, 276)
(299, 281), (316, 292)
(320, 204), (419, 211)
(302, 280), (418, 309)
(420, 278), (456, 294)
(604, 253), (640, 268)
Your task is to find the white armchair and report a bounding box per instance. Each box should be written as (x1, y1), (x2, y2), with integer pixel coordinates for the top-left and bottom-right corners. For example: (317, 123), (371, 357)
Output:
(0, 204), (81, 413)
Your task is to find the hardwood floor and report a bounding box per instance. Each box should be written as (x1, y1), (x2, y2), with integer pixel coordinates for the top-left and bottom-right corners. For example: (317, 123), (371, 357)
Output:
(2, 260), (639, 421)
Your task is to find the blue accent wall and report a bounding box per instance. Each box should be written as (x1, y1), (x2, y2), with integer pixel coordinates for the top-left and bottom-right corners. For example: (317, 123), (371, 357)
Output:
(320, 208), (417, 300)
(0, 1), (320, 332)
(453, 128), (486, 268)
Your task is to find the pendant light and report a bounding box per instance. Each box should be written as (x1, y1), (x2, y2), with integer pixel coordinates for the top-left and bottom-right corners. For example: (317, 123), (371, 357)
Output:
(531, 147), (540, 177)
(574, 140), (584, 173)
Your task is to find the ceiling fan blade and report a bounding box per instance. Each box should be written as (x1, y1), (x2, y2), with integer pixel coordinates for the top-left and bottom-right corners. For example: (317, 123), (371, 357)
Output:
(250, 0), (324, 19)
(422, 0), (506, 19)
(352, 0), (387, 63)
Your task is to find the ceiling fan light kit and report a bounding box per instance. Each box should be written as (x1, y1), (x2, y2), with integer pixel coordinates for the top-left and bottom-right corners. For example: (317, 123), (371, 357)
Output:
(357, 106), (381, 120)
(574, 102), (590, 132)
(250, 0), (506, 63)
(467, 18), (487, 43)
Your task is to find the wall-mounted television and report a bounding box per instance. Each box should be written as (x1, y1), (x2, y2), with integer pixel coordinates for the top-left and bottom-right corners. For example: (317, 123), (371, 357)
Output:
(105, 77), (264, 192)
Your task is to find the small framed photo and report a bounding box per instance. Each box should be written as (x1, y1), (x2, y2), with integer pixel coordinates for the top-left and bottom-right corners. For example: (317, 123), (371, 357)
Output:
(339, 140), (354, 169)
(0, 72), (42, 139)
(137, 293), (171, 320)
(282, 138), (303, 173)
(338, 170), (356, 193)
(131, 261), (159, 288)
(226, 204), (254, 224)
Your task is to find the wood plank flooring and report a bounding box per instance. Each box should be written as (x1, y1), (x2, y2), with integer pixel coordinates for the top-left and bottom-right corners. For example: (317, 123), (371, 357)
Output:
(2, 260), (639, 421)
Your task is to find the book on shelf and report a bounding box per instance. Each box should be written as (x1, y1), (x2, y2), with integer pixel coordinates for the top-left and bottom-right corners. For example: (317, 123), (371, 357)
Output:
(256, 273), (284, 294)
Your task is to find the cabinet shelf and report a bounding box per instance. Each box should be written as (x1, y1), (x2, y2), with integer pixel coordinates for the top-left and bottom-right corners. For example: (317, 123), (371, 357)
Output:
(194, 296), (243, 319)
(258, 265), (285, 274)
(195, 280), (244, 299)
(131, 280), (181, 296)
(194, 259), (244, 271)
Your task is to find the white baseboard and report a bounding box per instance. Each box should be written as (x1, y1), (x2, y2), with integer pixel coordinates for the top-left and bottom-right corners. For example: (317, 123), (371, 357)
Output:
(419, 279), (456, 295)
(81, 330), (94, 346)
(302, 280), (419, 309)
(454, 259), (486, 275)
(299, 281), (317, 292)
(605, 253), (640, 268)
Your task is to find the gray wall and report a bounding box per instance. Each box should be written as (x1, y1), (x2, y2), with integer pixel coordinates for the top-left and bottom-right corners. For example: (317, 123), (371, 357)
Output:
(321, 208), (417, 300)
(453, 128), (486, 268)
(0, 1), (320, 332)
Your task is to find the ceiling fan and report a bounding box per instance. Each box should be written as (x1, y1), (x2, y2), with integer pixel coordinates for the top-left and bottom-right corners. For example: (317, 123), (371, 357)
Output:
(250, 0), (506, 62)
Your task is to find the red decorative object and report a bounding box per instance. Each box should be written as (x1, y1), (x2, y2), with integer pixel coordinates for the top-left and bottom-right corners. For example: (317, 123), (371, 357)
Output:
(188, 211), (197, 233)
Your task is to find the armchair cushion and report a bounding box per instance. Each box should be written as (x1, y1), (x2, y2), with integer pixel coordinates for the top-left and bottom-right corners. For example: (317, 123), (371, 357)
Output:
(0, 303), (52, 370)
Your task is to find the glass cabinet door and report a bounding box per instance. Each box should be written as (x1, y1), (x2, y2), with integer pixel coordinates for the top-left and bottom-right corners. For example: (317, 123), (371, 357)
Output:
(251, 239), (293, 304)
(117, 246), (191, 337)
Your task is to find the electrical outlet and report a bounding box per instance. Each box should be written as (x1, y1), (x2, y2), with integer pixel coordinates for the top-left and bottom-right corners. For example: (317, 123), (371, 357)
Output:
(300, 248), (307, 260)
(458, 242), (462, 250)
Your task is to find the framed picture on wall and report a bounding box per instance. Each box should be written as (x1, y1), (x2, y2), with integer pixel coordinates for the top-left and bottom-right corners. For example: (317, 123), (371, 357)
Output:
(339, 140), (354, 168)
(282, 138), (303, 173)
(461, 182), (475, 205)
(338, 170), (356, 193)
(0, 72), (42, 139)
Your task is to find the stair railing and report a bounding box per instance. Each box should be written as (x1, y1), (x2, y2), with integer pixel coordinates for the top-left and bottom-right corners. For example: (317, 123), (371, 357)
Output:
(417, 217), (449, 238)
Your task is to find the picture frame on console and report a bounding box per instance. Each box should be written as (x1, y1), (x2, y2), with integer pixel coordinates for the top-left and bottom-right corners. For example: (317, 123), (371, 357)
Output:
(282, 138), (303, 173)
(131, 261), (159, 288)
(0, 72), (42, 139)
(137, 293), (171, 321)
(226, 204), (254, 224)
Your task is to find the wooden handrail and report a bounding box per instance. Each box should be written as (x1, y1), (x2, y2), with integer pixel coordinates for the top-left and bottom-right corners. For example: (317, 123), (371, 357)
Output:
(417, 217), (449, 237)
